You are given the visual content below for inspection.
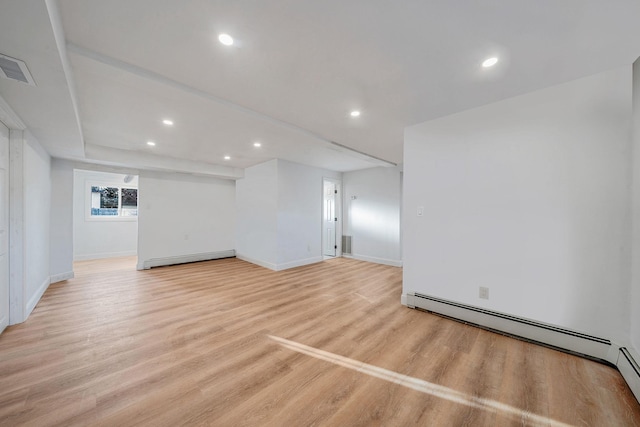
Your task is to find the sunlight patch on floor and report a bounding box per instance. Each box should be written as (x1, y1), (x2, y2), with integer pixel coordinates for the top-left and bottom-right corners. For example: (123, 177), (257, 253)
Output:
(269, 335), (573, 427)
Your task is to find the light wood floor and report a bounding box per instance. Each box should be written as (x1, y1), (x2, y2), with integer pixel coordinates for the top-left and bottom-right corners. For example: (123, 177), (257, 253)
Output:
(1, 257), (639, 426)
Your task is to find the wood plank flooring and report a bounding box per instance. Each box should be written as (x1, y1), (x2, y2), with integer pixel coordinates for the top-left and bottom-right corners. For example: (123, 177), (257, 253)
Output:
(0, 256), (639, 426)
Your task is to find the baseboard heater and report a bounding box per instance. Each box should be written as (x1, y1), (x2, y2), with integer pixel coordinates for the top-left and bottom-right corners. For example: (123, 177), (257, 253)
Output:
(618, 347), (640, 402)
(406, 292), (615, 364)
(140, 250), (236, 270)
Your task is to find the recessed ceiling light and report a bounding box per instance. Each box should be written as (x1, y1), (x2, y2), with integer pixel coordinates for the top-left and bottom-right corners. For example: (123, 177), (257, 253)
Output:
(147, 141), (156, 146)
(224, 155), (231, 160)
(350, 110), (361, 117)
(218, 34), (234, 46)
(162, 119), (174, 126)
(482, 57), (498, 68)
(253, 142), (262, 147)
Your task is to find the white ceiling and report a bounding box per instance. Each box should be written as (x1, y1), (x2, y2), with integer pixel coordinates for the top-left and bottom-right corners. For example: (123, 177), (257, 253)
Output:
(1, 0), (640, 177)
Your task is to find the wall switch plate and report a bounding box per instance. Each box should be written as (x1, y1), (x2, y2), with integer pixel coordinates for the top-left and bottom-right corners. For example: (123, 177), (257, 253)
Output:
(417, 206), (424, 216)
(479, 286), (489, 300)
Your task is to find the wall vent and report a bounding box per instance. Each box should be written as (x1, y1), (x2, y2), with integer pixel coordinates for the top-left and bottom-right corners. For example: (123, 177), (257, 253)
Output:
(0, 53), (36, 86)
(342, 235), (352, 255)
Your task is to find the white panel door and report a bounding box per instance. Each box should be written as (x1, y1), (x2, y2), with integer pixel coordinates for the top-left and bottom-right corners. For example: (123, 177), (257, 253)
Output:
(323, 181), (336, 257)
(0, 121), (8, 333)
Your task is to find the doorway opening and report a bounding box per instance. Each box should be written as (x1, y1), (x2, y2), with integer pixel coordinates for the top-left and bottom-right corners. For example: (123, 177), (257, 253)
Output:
(73, 169), (139, 262)
(322, 178), (342, 258)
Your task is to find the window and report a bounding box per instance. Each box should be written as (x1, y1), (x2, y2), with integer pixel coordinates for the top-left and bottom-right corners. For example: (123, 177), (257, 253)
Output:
(91, 186), (138, 217)
(120, 188), (138, 217)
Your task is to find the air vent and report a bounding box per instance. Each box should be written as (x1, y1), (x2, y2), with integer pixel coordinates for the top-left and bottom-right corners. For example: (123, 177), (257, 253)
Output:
(0, 53), (35, 86)
(342, 235), (352, 255)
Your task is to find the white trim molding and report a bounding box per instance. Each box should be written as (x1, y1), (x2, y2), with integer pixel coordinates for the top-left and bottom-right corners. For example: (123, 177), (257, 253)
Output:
(236, 254), (324, 271)
(75, 250), (137, 262)
(343, 254), (402, 267)
(0, 94), (26, 130)
(50, 271), (74, 284)
(26, 277), (50, 318)
(275, 256), (323, 271)
(235, 254), (277, 271)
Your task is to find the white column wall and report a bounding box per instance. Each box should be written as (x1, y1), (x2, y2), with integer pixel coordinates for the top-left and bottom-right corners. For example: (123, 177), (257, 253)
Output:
(50, 159), (74, 282)
(9, 130), (51, 323)
(343, 166), (402, 266)
(631, 58), (640, 354)
(235, 160), (279, 269)
(236, 159), (341, 271)
(137, 171), (235, 270)
(0, 121), (8, 333)
(277, 159), (341, 269)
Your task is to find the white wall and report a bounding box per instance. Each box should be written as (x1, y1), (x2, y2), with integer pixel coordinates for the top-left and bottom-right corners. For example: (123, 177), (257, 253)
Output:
(137, 171), (235, 269)
(277, 159), (340, 269)
(24, 133), (51, 313)
(236, 159), (341, 271)
(9, 130), (51, 323)
(403, 66), (632, 342)
(50, 158), (74, 282)
(73, 169), (138, 260)
(632, 57), (640, 354)
(343, 166), (402, 266)
(236, 160), (278, 269)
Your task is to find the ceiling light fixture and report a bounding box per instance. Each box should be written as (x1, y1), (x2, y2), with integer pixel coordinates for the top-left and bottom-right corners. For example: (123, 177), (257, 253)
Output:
(218, 34), (234, 46)
(350, 110), (361, 117)
(482, 57), (498, 68)
(224, 155), (231, 160)
(162, 119), (174, 126)
(253, 142), (262, 147)
(146, 141), (156, 146)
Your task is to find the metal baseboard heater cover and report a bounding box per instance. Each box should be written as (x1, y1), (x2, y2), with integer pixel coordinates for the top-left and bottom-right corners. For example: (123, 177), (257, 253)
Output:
(407, 292), (614, 363)
(141, 250), (236, 270)
(407, 292), (640, 404)
(619, 347), (640, 403)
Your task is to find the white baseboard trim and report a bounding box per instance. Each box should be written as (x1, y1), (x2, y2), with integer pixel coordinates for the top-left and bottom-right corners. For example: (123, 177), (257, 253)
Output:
(50, 271), (74, 284)
(74, 250), (137, 261)
(405, 292), (617, 364)
(235, 254), (323, 271)
(618, 347), (640, 403)
(343, 254), (402, 267)
(276, 256), (323, 271)
(235, 254), (277, 270)
(400, 293), (408, 306)
(139, 250), (236, 270)
(26, 276), (51, 319)
(0, 314), (7, 334)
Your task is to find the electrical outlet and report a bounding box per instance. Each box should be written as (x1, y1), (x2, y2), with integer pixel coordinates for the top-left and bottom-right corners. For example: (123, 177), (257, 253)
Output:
(479, 286), (489, 300)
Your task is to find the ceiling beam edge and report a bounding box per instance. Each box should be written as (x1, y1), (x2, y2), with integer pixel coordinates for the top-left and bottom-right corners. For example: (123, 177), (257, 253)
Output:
(66, 42), (396, 168)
